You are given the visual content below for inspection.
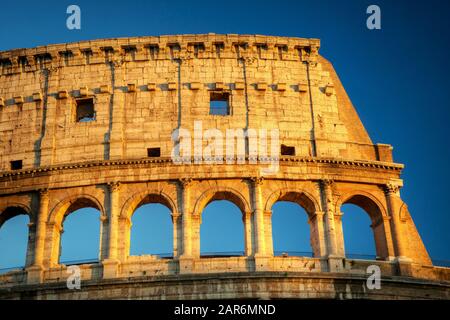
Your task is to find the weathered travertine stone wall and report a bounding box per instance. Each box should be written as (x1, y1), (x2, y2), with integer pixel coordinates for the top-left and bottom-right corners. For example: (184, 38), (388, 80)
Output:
(0, 34), (389, 169)
(0, 34), (447, 300)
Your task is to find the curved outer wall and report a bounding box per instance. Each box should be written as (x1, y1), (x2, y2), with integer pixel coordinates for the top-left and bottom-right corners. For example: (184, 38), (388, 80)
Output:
(0, 34), (447, 300)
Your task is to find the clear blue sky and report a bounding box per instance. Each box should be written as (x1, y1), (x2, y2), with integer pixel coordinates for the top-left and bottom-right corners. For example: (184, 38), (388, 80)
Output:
(1, 0), (449, 269)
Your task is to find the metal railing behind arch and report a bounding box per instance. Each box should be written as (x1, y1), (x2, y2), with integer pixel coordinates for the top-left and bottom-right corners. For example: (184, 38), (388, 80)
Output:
(345, 253), (377, 260)
(200, 251), (245, 258)
(273, 251), (314, 257)
(59, 258), (99, 266)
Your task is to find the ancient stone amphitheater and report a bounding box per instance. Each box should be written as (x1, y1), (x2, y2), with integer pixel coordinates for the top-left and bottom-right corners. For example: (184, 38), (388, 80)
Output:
(0, 34), (448, 300)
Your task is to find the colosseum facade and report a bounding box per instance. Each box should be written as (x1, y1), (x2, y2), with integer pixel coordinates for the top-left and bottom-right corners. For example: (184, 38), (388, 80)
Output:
(0, 34), (448, 299)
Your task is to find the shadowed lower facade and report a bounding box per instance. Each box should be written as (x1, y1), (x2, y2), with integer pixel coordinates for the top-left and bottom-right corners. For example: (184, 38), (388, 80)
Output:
(0, 34), (448, 299)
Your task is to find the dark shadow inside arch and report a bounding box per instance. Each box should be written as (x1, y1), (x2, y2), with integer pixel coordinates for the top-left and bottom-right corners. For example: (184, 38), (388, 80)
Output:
(0, 207), (30, 272)
(0, 206), (30, 228)
(341, 198), (380, 260)
(130, 203), (173, 257)
(136, 194), (174, 213)
(271, 201), (312, 257)
(275, 192), (316, 216)
(203, 191), (247, 214)
(200, 200), (245, 257)
(342, 195), (383, 222)
(60, 199), (101, 265)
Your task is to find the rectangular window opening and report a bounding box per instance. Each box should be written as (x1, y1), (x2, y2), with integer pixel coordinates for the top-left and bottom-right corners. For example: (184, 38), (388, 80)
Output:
(214, 42), (224, 57)
(210, 91), (230, 115)
(193, 43), (205, 57)
(10, 160), (23, 170)
(281, 144), (296, 156)
(147, 147), (161, 157)
(76, 98), (95, 122)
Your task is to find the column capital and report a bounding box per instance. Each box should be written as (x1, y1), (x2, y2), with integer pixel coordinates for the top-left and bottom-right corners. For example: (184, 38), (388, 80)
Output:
(38, 188), (49, 198)
(384, 182), (401, 195)
(334, 209), (343, 217)
(308, 210), (324, 224)
(263, 210), (272, 218)
(107, 181), (121, 192)
(100, 215), (108, 222)
(119, 216), (131, 226)
(242, 211), (252, 223)
(171, 211), (181, 218)
(178, 178), (193, 188)
(250, 176), (264, 186)
(47, 221), (62, 233)
(171, 212), (181, 222)
(321, 179), (334, 188)
(244, 210), (252, 217)
(313, 210), (325, 217)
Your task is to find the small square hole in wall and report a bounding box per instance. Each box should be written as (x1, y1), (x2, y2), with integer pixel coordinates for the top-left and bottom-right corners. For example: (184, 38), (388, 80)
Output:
(75, 98), (95, 122)
(10, 160), (23, 170)
(210, 92), (230, 115)
(281, 144), (296, 156)
(147, 147), (161, 157)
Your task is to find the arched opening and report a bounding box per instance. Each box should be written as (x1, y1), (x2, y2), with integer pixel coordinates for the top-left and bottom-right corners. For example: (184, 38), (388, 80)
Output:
(130, 203), (173, 257)
(267, 191), (319, 257)
(341, 204), (376, 259)
(0, 207), (30, 272)
(340, 194), (389, 260)
(59, 199), (102, 265)
(200, 200), (245, 257)
(271, 201), (312, 257)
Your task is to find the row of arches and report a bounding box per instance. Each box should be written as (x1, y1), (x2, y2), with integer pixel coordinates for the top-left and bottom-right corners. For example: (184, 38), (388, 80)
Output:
(1, 193), (378, 270)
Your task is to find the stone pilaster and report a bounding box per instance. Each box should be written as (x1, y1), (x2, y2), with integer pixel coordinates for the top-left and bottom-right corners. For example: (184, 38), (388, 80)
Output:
(379, 216), (396, 260)
(251, 177), (266, 256)
(320, 180), (338, 256)
(103, 181), (120, 279)
(35, 189), (49, 265)
(333, 209), (345, 257)
(243, 211), (253, 256)
(309, 210), (327, 258)
(118, 216), (132, 261)
(320, 179), (344, 272)
(172, 212), (181, 258)
(264, 210), (273, 256)
(27, 189), (49, 284)
(369, 215), (395, 260)
(106, 182), (120, 260)
(179, 178), (193, 257)
(47, 221), (63, 266)
(98, 214), (109, 260)
(25, 222), (36, 267)
(179, 178), (194, 273)
(384, 183), (412, 275)
(250, 177), (270, 271)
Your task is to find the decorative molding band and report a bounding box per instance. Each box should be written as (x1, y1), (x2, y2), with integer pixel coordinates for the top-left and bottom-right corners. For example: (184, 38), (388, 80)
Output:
(0, 156), (404, 179)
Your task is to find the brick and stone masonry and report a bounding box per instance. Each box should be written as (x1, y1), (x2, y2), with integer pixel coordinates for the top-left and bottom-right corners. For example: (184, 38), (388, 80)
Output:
(0, 34), (448, 299)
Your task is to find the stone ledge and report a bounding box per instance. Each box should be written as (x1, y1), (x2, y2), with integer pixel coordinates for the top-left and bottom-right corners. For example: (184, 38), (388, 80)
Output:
(0, 34), (321, 75)
(0, 156), (403, 179)
(1, 271), (448, 300)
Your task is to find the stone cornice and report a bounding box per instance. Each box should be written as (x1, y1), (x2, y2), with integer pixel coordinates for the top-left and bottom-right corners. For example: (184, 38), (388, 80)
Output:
(0, 156), (403, 179)
(0, 34), (321, 76)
